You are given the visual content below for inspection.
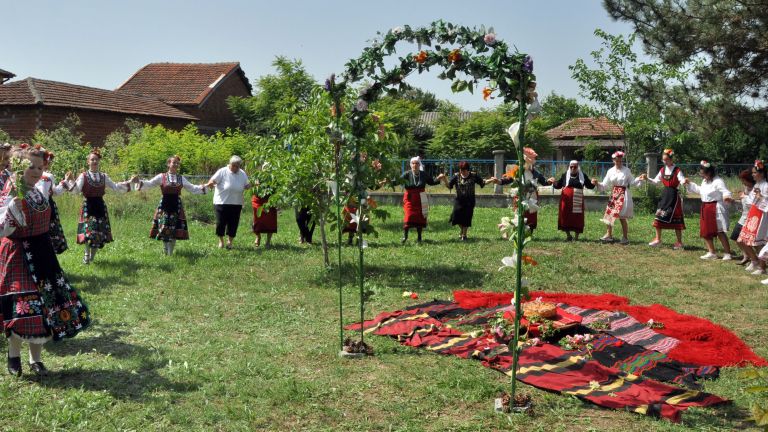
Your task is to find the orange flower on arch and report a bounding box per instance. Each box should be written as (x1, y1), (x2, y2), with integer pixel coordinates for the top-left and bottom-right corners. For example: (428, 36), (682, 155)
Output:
(504, 165), (519, 179)
(522, 255), (538, 266)
(448, 49), (462, 63)
(414, 51), (428, 64)
(483, 87), (493, 101)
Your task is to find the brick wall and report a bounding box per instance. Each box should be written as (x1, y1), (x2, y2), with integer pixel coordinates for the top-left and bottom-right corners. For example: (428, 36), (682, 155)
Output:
(0, 106), (192, 145)
(175, 72), (251, 133)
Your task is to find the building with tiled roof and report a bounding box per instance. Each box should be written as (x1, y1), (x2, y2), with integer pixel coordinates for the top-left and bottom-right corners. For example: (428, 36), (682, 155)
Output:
(545, 117), (624, 160)
(0, 68), (15, 84)
(117, 62), (252, 133)
(0, 78), (195, 145)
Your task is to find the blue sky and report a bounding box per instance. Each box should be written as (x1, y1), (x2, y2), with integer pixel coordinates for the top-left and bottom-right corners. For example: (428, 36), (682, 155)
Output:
(3, 0), (640, 110)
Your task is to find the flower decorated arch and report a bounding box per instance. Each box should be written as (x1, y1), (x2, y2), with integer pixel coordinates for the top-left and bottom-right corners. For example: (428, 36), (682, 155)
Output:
(330, 21), (537, 400)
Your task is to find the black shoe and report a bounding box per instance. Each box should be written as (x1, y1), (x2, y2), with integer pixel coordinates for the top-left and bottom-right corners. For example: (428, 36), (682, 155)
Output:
(7, 356), (21, 377)
(400, 237), (407, 244)
(29, 362), (48, 376)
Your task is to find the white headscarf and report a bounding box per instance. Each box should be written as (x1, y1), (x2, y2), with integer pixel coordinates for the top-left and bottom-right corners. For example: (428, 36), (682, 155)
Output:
(565, 160), (584, 187)
(410, 156), (424, 172)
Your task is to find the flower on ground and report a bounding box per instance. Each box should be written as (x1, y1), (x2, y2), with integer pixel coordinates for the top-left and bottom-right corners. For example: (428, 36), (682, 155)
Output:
(521, 255), (538, 266)
(448, 49), (462, 63)
(483, 87), (493, 101)
(414, 51), (428, 64)
(589, 380), (600, 391)
(410, 292), (419, 299)
(402, 291), (412, 298)
(484, 33), (497, 45)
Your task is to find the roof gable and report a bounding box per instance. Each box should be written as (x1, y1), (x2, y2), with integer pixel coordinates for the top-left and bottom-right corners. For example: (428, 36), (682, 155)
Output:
(116, 62), (252, 106)
(0, 78), (197, 120)
(545, 117), (624, 140)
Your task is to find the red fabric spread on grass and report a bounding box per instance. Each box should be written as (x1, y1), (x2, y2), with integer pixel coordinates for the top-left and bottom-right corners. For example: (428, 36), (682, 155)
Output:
(453, 290), (767, 367)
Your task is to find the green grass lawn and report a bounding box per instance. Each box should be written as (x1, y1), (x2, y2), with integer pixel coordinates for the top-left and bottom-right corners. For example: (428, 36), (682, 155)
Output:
(0, 191), (765, 431)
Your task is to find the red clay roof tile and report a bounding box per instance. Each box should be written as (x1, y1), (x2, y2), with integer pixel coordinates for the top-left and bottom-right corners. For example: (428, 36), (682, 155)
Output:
(545, 117), (624, 140)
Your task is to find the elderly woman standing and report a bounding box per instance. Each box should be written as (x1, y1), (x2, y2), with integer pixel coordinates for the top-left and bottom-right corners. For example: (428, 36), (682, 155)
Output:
(684, 161), (734, 260)
(592, 151), (642, 245)
(548, 160), (595, 241)
(399, 156), (444, 243)
(206, 156), (251, 249)
(132, 155), (208, 255)
(445, 161), (488, 241)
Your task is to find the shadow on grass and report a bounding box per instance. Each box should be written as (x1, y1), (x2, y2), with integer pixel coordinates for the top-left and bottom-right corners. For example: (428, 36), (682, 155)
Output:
(43, 324), (198, 399)
(66, 258), (145, 293)
(317, 262), (487, 291)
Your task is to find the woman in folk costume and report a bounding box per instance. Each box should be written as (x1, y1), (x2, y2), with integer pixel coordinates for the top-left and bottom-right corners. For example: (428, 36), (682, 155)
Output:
(637, 148), (686, 250)
(132, 155), (208, 255)
(488, 147), (550, 231)
(732, 170), (756, 266)
(0, 145), (91, 376)
(38, 150), (73, 254)
(548, 160), (595, 241)
(68, 149), (131, 264)
(739, 160), (768, 275)
(250, 163), (278, 249)
(446, 161), (488, 241)
(593, 151), (642, 245)
(684, 161), (734, 260)
(399, 156), (444, 243)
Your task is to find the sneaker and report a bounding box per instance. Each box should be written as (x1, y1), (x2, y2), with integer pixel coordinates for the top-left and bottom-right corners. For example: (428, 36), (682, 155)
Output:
(673, 242), (684, 250)
(737, 257), (749, 265)
(762, 278), (768, 285)
(600, 235), (614, 243)
(700, 252), (718, 260)
(722, 254), (733, 261)
(619, 238), (630, 245)
(648, 239), (661, 247)
(751, 268), (766, 275)
(746, 262), (757, 272)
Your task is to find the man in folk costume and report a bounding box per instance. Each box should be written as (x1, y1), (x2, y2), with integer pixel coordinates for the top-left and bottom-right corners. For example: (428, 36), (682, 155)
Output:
(637, 149), (687, 250)
(489, 147), (551, 231)
(399, 157), (444, 243)
(739, 160), (768, 275)
(593, 151), (642, 245)
(548, 160), (595, 241)
(684, 160), (734, 260)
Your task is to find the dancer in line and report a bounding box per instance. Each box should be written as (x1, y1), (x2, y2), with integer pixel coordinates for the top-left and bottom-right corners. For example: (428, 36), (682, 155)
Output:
(0, 145), (91, 376)
(38, 150), (73, 254)
(132, 155), (208, 255)
(68, 149), (131, 264)
(205, 156), (251, 250)
(250, 168), (277, 248)
(295, 207), (315, 244)
(548, 160), (595, 241)
(399, 157), (444, 244)
(637, 149), (686, 250)
(739, 160), (768, 275)
(593, 151), (642, 245)
(488, 147), (550, 232)
(445, 161), (488, 241)
(684, 161), (734, 260)
(732, 170), (756, 265)
(0, 143), (11, 197)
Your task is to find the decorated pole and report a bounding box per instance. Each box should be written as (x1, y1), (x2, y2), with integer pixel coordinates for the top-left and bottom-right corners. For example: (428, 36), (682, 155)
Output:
(327, 76), (345, 353)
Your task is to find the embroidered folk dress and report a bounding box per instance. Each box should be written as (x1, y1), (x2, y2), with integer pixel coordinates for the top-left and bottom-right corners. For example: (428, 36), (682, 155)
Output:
(38, 171), (69, 254)
(447, 172), (486, 227)
(70, 171), (129, 248)
(139, 173), (206, 241)
(400, 171), (440, 229)
(597, 166), (642, 226)
(685, 177), (732, 239)
(0, 188), (91, 343)
(647, 165), (686, 230)
(552, 171), (595, 234)
(740, 180), (768, 247)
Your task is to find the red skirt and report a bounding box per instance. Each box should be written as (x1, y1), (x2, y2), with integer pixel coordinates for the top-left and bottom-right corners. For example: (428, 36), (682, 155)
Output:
(403, 188), (427, 228)
(653, 196), (685, 230)
(558, 187), (584, 233)
(738, 205), (766, 246)
(342, 206), (358, 233)
(251, 196), (277, 233)
(699, 202), (719, 239)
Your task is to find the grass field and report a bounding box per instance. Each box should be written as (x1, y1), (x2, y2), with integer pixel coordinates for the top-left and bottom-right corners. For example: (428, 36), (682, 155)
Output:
(0, 191), (765, 431)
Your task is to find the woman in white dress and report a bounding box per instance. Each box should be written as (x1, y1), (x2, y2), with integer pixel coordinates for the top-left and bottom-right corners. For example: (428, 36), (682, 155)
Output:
(684, 161), (734, 260)
(738, 160), (768, 276)
(592, 151), (642, 245)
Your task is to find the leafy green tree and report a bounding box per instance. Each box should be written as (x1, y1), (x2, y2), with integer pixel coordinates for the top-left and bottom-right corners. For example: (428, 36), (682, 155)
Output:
(0, 128), (10, 144)
(32, 114), (91, 178)
(370, 97), (423, 158)
(227, 57), (317, 135)
(538, 92), (593, 130)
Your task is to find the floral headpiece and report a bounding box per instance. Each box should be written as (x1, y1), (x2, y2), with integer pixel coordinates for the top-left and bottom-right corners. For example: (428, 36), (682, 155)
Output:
(44, 151), (54, 163)
(523, 147), (538, 159)
(611, 151), (625, 159)
(756, 160), (765, 170)
(663, 148), (674, 157)
(19, 143), (29, 150)
(90, 148), (102, 159)
(700, 160), (711, 168)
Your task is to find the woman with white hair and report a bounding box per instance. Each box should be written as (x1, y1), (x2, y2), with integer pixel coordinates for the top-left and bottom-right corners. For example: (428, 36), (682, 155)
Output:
(592, 151), (642, 245)
(205, 156), (251, 249)
(399, 156), (444, 243)
(548, 160), (595, 241)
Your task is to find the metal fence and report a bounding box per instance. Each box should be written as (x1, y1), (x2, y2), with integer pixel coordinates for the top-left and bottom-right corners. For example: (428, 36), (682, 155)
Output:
(403, 159), (753, 181)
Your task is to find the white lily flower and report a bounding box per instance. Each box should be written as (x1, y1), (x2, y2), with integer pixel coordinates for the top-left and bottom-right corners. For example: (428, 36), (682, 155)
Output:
(507, 122), (521, 148)
(499, 254), (517, 271)
(327, 180), (338, 197)
(361, 240), (368, 249)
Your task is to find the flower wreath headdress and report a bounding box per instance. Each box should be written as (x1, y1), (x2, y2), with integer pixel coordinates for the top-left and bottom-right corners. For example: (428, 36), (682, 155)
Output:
(700, 160), (711, 168)
(611, 150), (625, 159)
(663, 148), (674, 157)
(755, 160), (765, 170)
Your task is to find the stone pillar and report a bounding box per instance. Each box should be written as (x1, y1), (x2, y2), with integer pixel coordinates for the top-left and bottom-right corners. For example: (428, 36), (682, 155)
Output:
(644, 152), (659, 178)
(493, 150), (505, 194)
